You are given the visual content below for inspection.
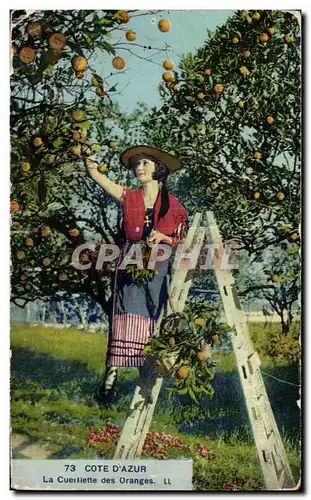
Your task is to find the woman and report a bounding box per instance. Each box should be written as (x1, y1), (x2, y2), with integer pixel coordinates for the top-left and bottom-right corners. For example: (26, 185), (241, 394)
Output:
(84, 145), (188, 401)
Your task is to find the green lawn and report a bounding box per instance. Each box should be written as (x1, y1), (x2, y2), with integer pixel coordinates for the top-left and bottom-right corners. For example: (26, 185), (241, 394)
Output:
(10, 323), (301, 491)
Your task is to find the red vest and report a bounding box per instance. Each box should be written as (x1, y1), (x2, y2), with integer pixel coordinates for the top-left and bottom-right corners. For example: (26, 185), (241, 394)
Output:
(123, 187), (188, 242)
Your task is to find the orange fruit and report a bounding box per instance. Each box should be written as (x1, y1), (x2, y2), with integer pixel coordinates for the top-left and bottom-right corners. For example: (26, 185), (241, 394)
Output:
(253, 191), (261, 200)
(271, 274), (281, 283)
(48, 33), (66, 51)
(158, 19), (171, 32)
(72, 130), (81, 141)
(16, 251), (26, 260)
(96, 87), (106, 97)
(232, 36), (239, 44)
(197, 351), (209, 361)
(265, 27), (275, 36)
(126, 30), (136, 41)
(59, 272), (68, 281)
(162, 71), (174, 82)
(168, 337), (175, 347)
(71, 109), (85, 122)
(72, 55), (87, 71)
(21, 161), (31, 172)
(115, 10), (131, 23)
(27, 22), (42, 37)
(110, 142), (117, 149)
(242, 50), (251, 58)
(20, 275), (27, 281)
(80, 251), (91, 263)
(290, 232), (299, 240)
(25, 238), (34, 247)
(239, 66), (249, 75)
(252, 12), (261, 20)
(42, 257), (51, 266)
(259, 33), (269, 42)
(41, 225), (51, 237)
(204, 68), (213, 76)
(213, 84), (224, 95)
(19, 47), (36, 64)
(267, 116), (274, 125)
(197, 92), (206, 101)
(246, 16), (252, 24)
(163, 60), (174, 70)
(112, 56), (125, 70)
(33, 137), (43, 148)
(238, 100), (245, 108)
(277, 192), (285, 201)
(176, 366), (189, 379)
(69, 228), (80, 237)
(254, 152), (263, 160)
(211, 334), (220, 344)
(10, 200), (20, 213)
(194, 317), (206, 327)
(285, 35), (295, 44)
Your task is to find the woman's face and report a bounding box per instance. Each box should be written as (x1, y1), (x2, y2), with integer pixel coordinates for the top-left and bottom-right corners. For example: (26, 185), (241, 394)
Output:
(134, 158), (156, 184)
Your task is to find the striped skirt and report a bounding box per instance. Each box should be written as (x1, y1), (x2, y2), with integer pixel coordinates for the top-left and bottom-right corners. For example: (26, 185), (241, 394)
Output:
(106, 242), (169, 367)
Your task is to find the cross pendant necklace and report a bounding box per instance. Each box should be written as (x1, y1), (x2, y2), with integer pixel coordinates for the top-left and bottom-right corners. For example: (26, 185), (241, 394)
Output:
(144, 214), (152, 227)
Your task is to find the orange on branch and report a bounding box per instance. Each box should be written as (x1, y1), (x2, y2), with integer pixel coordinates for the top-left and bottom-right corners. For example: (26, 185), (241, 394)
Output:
(163, 60), (174, 70)
(42, 257), (51, 266)
(213, 84), (224, 95)
(116, 10), (131, 23)
(232, 36), (239, 44)
(110, 142), (117, 149)
(176, 366), (189, 379)
(27, 22), (42, 37)
(10, 200), (20, 213)
(21, 161), (31, 172)
(72, 55), (87, 71)
(242, 50), (251, 57)
(265, 27), (275, 36)
(33, 137), (43, 148)
(290, 232), (299, 240)
(59, 272), (68, 281)
(252, 11), (261, 20)
(254, 151), (263, 160)
(98, 163), (109, 174)
(239, 66), (249, 75)
(285, 35), (295, 43)
(259, 33), (269, 42)
(20, 275), (27, 281)
(125, 30), (136, 41)
(71, 145), (81, 156)
(162, 71), (174, 82)
(267, 115), (274, 124)
(25, 238), (34, 247)
(253, 191), (261, 200)
(211, 334), (220, 344)
(271, 274), (281, 283)
(246, 16), (252, 24)
(158, 19), (171, 32)
(19, 47), (36, 64)
(48, 33), (66, 51)
(71, 109), (85, 122)
(112, 56), (125, 70)
(277, 192), (285, 201)
(69, 228), (80, 237)
(238, 100), (245, 108)
(16, 251), (26, 260)
(197, 351), (209, 361)
(204, 68), (213, 76)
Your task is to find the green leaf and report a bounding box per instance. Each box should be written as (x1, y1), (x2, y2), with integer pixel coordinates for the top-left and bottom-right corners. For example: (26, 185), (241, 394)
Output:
(79, 121), (90, 129)
(98, 41), (116, 55)
(53, 138), (63, 148)
(91, 143), (101, 152)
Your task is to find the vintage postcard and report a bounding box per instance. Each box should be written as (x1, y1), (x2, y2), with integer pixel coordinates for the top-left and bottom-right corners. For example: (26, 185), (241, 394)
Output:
(10, 8), (301, 491)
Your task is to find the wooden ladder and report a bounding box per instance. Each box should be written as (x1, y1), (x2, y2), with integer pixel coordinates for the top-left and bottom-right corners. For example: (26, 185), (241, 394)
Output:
(113, 211), (296, 490)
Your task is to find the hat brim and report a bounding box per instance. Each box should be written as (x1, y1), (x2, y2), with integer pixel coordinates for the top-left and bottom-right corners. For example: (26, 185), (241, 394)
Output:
(120, 145), (181, 172)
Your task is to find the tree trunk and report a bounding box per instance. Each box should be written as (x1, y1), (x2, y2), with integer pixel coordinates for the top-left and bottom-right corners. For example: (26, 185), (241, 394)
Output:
(280, 310), (290, 334)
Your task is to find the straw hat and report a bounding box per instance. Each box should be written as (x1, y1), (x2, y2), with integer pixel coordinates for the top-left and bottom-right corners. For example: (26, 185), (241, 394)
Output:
(120, 145), (181, 172)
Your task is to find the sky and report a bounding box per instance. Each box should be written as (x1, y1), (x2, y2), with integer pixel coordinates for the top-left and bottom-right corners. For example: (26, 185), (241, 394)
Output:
(90, 10), (234, 113)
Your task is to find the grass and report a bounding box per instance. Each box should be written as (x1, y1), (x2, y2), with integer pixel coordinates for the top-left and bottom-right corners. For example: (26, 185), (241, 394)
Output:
(10, 323), (301, 491)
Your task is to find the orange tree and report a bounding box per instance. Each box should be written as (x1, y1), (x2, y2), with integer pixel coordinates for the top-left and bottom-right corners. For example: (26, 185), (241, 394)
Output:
(10, 9), (152, 313)
(145, 10), (301, 257)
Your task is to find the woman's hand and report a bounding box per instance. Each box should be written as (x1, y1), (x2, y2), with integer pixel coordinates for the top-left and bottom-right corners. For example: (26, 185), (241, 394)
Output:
(147, 230), (172, 247)
(84, 156), (99, 178)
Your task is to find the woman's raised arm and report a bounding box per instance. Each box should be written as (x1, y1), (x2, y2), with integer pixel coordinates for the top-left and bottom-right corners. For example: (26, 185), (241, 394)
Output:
(84, 155), (124, 202)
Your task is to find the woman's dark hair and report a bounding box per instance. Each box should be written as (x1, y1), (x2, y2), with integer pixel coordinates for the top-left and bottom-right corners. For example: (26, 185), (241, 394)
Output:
(130, 154), (170, 219)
